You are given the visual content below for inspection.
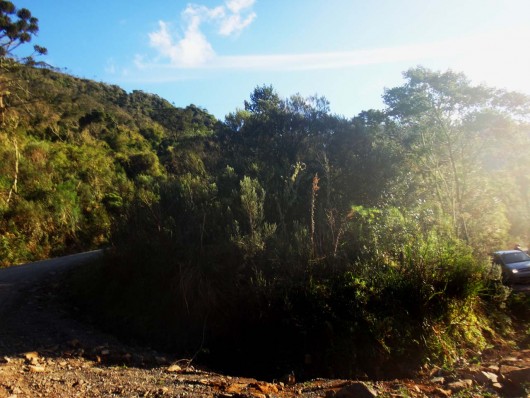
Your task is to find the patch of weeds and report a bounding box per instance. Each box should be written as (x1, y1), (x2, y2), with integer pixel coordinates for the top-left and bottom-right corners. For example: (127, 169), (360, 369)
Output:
(384, 387), (413, 398)
(452, 385), (497, 397)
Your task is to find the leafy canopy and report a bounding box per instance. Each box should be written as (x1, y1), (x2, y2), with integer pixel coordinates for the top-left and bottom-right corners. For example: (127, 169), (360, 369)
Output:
(0, 0), (47, 62)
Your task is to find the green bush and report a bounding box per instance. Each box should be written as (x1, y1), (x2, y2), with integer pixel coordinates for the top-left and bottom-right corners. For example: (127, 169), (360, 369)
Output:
(69, 180), (504, 379)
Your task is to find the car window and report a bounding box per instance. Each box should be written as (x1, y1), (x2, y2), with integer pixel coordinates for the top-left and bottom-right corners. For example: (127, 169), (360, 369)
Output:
(501, 252), (530, 264)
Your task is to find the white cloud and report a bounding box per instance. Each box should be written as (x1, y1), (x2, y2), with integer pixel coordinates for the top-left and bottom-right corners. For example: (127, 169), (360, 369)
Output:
(149, 21), (174, 58)
(147, 0), (256, 67)
(219, 11), (256, 36)
(219, 0), (256, 36)
(148, 19), (215, 68)
(104, 58), (117, 74)
(226, 0), (254, 14)
(201, 29), (521, 71)
(183, 4), (225, 22)
(143, 31), (500, 71)
(130, 26), (530, 97)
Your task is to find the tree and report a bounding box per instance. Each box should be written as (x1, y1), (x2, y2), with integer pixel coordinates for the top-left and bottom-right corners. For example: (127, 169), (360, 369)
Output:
(1, 1), (47, 120)
(232, 176), (276, 257)
(0, 0), (47, 60)
(383, 67), (530, 251)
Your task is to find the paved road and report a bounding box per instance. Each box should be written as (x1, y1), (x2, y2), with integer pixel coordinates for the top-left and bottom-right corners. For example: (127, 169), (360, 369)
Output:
(0, 250), (103, 283)
(0, 250), (106, 356)
(0, 250), (103, 313)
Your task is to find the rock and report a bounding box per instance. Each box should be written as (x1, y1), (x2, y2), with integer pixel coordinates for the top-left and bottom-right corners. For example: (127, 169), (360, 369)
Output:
(500, 364), (520, 375)
(430, 376), (445, 384)
(434, 387), (452, 397)
(334, 382), (378, 398)
(500, 363), (527, 384)
(486, 364), (500, 372)
(252, 382), (279, 394)
(428, 366), (441, 377)
(166, 364), (182, 373)
(500, 365), (530, 395)
(446, 379), (473, 391)
(501, 365), (530, 384)
(475, 370), (498, 384)
(23, 352), (39, 361)
(501, 382), (527, 397)
(225, 383), (248, 394)
(28, 365), (45, 373)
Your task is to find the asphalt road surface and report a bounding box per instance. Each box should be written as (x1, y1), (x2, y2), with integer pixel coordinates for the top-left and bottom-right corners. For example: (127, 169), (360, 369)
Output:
(0, 250), (108, 359)
(0, 250), (103, 314)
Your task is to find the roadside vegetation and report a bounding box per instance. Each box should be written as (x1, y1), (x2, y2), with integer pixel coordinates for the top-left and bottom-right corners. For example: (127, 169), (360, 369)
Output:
(71, 75), (529, 379)
(1, 0), (529, 380)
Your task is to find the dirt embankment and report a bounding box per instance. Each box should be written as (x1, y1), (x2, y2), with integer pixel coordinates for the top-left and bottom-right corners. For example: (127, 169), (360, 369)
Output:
(1, 254), (529, 397)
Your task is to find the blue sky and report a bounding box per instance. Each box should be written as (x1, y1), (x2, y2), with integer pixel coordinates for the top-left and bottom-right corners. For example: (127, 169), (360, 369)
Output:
(14, 0), (530, 120)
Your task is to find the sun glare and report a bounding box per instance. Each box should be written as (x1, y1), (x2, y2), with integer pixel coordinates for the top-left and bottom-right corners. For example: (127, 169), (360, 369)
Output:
(453, 27), (530, 93)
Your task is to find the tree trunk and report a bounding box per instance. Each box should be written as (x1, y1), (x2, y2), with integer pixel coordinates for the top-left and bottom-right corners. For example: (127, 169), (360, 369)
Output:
(7, 136), (19, 205)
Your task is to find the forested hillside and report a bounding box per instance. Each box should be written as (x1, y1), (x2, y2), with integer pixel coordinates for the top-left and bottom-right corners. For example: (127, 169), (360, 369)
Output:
(2, 61), (529, 266)
(2, 0), (530, 378)
(0, 60), (218, 265)
(2, 54), (530, 376)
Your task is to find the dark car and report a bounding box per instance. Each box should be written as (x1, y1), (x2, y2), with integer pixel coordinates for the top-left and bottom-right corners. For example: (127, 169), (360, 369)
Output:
(492, 250), (530, 284)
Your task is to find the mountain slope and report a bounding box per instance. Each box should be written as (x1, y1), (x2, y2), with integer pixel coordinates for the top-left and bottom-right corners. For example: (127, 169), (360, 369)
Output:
(0, 63), (218, 266)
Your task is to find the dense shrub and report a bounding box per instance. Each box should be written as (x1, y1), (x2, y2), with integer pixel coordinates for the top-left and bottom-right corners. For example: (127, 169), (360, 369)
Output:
(70, 174), (504, 379)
